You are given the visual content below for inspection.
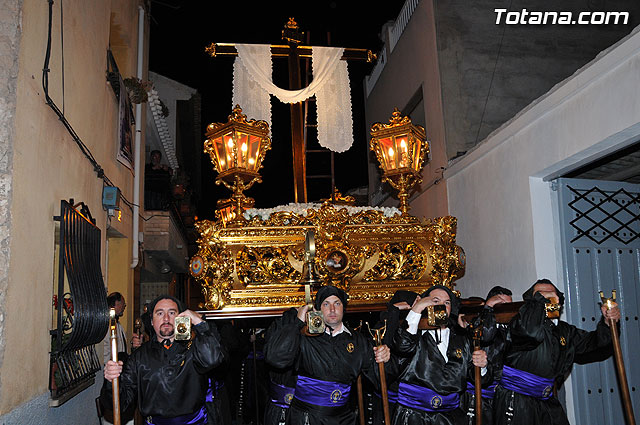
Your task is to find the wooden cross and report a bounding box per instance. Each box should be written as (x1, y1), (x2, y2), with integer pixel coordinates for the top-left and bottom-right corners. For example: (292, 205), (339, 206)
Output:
(205, 18), (375, 203)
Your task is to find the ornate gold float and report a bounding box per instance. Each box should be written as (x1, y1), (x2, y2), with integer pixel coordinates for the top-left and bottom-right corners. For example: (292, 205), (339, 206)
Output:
(191, 108), (465, 317)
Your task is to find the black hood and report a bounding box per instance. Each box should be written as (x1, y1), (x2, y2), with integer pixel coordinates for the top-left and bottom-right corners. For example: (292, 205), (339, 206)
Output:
(523, 279), (565, 305)
(314, 285), (348, 311)
(148, 295), (187, 315)
(420, 285), (460, 316)
(388, 290), (419, 307)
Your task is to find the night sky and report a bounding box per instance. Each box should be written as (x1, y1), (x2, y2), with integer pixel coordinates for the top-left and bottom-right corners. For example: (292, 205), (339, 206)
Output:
(148, 1), (404, 219)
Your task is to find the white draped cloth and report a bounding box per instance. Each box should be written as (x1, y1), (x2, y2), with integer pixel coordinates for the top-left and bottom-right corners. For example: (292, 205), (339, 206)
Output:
(232, 44), (354, 153)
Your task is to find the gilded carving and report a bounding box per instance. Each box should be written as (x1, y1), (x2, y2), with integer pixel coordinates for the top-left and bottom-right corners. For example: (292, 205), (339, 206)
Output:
(190, 203), (465, 312)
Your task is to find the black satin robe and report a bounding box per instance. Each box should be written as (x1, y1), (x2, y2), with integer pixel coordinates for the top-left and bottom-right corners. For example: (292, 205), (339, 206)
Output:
(264, 308), (382, 425)
(264, 309), (299, 425)
(392, 323), (486, 425)
(493, 292), (613, 425)
(460, 307), (509, 425)
(102, 321), (225, 418)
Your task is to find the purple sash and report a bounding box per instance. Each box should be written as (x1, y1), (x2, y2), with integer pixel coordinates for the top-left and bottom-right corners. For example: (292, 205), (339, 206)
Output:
(500, 365), (554, 400)
(270, 381), (296, 409)
(465, 381), (497, 399)
(397, 382), (460, 412)
(374, 389), (398, 404)
(145, 405), (207, 425)
(294, 376), (351, 407)
(206, 379), (225, 403)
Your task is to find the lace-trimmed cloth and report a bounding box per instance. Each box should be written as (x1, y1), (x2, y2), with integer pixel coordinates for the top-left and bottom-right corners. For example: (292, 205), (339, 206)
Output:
(232, 44), (354, 153)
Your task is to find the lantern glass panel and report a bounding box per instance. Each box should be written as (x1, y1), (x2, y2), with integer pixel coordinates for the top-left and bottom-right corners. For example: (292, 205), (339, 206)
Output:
(395, 133), (410, 169)
(223, 132), (235, 168)
(412, 137), (422, 172)
(379, 137), (396, 170)
(236, 132), (249, 168)
(248, 134), (262, 171)
(212, 136), (228, 172)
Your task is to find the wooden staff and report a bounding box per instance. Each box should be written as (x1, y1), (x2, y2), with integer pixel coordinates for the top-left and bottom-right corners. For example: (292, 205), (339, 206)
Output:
(600, 290), (636, 425)
(357, 375), (365, 425)
(472, 325), (483, 425)
(109, 308), (121, 425)
(368, 323), (391, 425)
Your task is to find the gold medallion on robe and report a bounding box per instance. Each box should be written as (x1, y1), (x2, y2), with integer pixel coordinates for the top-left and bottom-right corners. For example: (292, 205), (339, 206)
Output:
(455, 348), (462, 358)
(346, 342), (354, 353)
(285, 393), (294, 405)
(431, 395), (443, 409)
(330, 389), (343, 403)
(560, 336), (566, 346)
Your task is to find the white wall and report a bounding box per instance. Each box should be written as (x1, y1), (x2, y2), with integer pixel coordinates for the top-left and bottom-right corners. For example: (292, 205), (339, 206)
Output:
(446, 25), (640, 300)
(445, 23), (640, 424)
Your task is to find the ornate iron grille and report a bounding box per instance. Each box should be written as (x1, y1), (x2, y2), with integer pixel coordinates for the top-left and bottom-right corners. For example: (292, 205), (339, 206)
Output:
(50, 200), (109, 403)
(567, 185), (640, 244)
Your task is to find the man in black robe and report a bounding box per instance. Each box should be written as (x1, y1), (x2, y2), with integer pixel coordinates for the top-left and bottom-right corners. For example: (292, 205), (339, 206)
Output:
(392, 285), (489, 425)
(493, 279), (620, 425)
(264, 285), (391, 425)
(368, 290), (420, 425)
(102, 295), (225, 425)
(460, 285), (512, 425)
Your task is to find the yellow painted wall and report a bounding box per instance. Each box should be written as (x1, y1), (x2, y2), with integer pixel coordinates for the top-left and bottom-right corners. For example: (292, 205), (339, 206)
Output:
(1, 0), (147, 413)
(107, 237), (134, 337)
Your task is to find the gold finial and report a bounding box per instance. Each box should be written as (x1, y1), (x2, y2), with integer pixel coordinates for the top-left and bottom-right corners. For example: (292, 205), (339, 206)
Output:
(599, 290), (617, 310)
(282, 17), (304, 44)
(205, 42), (217, 57)
(366, 320), (387, 346)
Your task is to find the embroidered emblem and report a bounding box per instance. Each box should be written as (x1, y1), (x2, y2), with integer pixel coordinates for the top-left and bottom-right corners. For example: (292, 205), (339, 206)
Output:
(431, 395), (443, 409)
(347, 343), (354, 353)
(190, 256), (204, 276)
(560, 336), (566, 346)
(542, 386), (552, 398)
(330, 389), (343, 403)
(284, 393), (294, 405)
(455, 348), (463, 358)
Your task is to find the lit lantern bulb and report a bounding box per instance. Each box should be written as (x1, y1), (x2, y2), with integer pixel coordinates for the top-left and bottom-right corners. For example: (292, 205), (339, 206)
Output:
(227, 139), (234, 148)
(241, 143), (247, 152)
(400, 139), (407, 150)
(388, 147), (395, 157)
(248, 158), (255, 165)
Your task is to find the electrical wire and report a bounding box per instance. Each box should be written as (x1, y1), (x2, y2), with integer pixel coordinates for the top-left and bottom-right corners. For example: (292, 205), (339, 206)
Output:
(43, 0), (135, 210)
(474, 0), (514, 146)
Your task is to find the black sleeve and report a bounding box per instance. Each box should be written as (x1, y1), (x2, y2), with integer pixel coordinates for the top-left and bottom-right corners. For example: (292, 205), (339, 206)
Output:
(393, 326), (420, 358)
(191, 321), (226, 374)
(264, 308), (304, 369)
(509, 292), (547, 351)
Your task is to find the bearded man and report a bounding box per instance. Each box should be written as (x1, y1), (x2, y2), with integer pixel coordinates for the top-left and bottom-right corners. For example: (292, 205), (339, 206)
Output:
(102, 295), (225, 425)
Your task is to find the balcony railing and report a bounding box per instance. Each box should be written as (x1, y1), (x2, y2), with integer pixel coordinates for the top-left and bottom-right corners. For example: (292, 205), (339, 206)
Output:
(365, 0), (421, 96)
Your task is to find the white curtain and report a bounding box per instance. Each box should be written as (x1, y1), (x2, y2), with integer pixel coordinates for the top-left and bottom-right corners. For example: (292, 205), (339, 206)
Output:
(232, 44), (354, 153)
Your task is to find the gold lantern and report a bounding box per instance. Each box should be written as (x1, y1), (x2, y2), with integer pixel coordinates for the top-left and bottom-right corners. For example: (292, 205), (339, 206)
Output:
(370, 108), (429, 214)
(204, 105), (271, 226)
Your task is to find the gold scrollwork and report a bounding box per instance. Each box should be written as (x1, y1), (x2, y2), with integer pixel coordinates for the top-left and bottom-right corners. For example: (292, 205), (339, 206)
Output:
(191, 204), (464, 311)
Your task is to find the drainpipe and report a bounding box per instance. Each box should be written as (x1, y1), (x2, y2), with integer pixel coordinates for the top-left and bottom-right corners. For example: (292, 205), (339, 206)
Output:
(131, 5), (144, 268)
